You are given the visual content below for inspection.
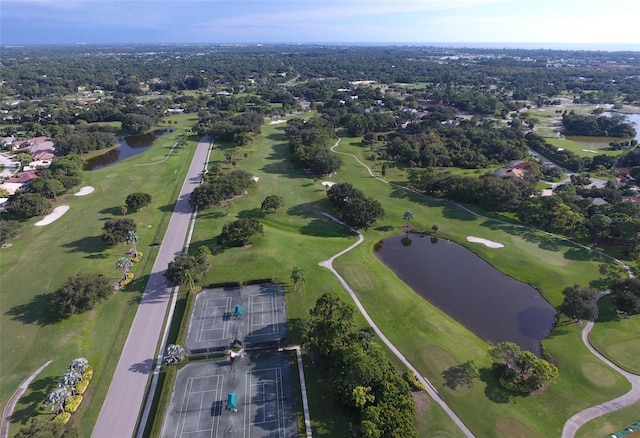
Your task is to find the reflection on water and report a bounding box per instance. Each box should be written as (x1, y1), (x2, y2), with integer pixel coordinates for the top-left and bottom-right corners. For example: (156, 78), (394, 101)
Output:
(84, 129), (172, 170)
(375, 235), (556, 355)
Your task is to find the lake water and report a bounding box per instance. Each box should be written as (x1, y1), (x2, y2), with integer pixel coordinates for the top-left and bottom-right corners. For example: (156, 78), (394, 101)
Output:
(375, 235), (556, 355)
(83, 129), (171, 171)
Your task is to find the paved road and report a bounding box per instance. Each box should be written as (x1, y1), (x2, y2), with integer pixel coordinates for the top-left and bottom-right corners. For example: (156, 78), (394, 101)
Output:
(561, 293), (640, 438)
(93, 137), (211, 438)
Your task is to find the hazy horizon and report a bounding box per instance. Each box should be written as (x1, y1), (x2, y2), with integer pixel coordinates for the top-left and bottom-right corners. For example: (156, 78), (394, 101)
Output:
(1, 0), (639, 51)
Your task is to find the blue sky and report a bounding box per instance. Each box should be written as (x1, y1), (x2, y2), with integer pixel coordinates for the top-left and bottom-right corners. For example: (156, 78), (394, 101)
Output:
(1, 0), (639, 49)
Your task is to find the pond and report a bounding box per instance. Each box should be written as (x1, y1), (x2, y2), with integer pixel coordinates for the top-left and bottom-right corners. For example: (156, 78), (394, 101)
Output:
(375, 235), (556, 355)
(83, 129), (172, 171)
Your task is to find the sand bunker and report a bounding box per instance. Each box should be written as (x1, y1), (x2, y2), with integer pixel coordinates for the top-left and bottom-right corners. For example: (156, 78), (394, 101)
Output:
(322, 181), (336, 187)
(35, 206), (70, 226)
(252, 176), (259, 182)
(582, 149), (598, 153)
(467, 236), (504, 248)
(74, 186), (95, 196)
(269, 119), (286, 125)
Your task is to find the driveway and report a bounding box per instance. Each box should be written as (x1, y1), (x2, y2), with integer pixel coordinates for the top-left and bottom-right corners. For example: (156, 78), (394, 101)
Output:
(92, 137), (211, 438)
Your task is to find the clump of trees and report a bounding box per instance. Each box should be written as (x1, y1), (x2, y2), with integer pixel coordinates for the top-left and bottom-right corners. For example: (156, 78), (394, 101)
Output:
(196, 111), (262, 144)
(409, 168), (536, 212)
(16, 419), (78, 438)
(6, 192), (53, 219)
(488, 342), (558, 393)
(303, 292), (416, 437)
(261, 195), (284, 213)
(54, 273), (111, 316)
(0, 219), (21, 244)
(386, 119), (527, 168)
(558, 284), (598, 321)
(608, 278), (640, 314)
(102, 218), (136, 245)
(189, 169), (254, 210)
(125, 192), (152, 212)
(326, 182), (385, 229)
(54, 131), (116, 156)
(164, 246), (212, 286)
(218, 218), (263, 247)
(285, 117), (342, 175)
(562, 112), (636, 138)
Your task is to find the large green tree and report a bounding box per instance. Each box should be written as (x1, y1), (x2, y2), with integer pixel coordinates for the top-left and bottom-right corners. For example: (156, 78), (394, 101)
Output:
(261, 195), (284, 213)
(102, 218), (137, 245)
(6, 192), (53, 219)
(125, 192), (152, 212)
(609, 278), (640, 314)
(16, 419), (78, 438)
(218, 218), (263, 247)
(54, 273), (111, 316)
(488, 342), (559, 393)
(558, 284), (598, 321)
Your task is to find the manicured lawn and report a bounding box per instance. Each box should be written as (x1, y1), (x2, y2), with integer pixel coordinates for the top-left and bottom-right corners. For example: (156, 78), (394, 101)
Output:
(0, 115), (198, 436)
(589, 296), (640, 374)
(547, 138), (624, 157)
(576, 402), (640, 438)
(166, 122), (634, 436)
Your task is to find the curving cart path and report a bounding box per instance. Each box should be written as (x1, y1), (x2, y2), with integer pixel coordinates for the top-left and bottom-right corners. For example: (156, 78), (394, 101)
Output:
(561, 294), (640, 438)
(329, 137), (640, 438)
(1, 361), (52, 438)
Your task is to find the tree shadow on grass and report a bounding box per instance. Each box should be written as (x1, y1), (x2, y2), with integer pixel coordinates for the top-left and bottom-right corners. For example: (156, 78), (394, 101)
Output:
(6, 293), (64, 326)
(61, 235), (104, 254)
(441, 202), (477, 221)
(564, 246), (600, 261)
(98, 206), (123, 217)
(238, 208), (266, 219)
(442, 362), (479, 390)
(595, 295), (624, 323)
(197, 210), (225, 221)
(10, 375), (58, 425)
(157, 203), (176, 213)
(479, 368), (513, 404)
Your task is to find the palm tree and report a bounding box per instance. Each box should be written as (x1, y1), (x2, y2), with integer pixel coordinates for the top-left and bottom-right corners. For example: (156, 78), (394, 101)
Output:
(69, 357), (89, 374)
(431, 224), (440, 234)
(125, 230), (139, 256)
(163, 344), (186, 365)
(116, 257), (132, 280)
(402, 210), (414, 225)
(182, 269), (196, 295)
(45, 387), (71, 414)
(290, 267), (306, 293)
(59, 369), (82, 394)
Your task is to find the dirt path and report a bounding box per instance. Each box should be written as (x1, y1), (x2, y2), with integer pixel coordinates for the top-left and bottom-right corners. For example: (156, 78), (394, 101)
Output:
(1, 360), (52, 438)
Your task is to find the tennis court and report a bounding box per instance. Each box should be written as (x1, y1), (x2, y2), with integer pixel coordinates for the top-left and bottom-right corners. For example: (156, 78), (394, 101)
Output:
(161, 353), (298, 438)
(185, 284), (287, 355)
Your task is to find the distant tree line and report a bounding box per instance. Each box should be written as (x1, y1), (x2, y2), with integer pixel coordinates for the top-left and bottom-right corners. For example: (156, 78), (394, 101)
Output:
(386, 119), (528, 169)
